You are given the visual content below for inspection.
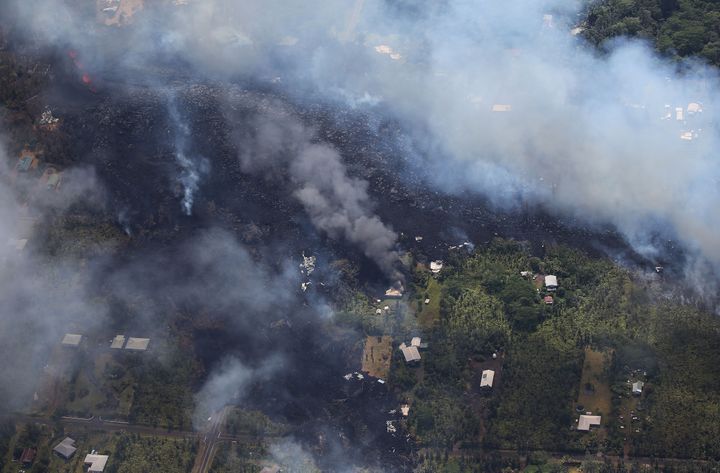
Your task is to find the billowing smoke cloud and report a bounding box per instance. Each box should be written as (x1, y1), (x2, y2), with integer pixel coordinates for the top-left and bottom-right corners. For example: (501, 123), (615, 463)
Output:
(166, 94), (209, 216)
(0, 133), (108, 411)
(5, 0), (720, 283)
(228, 103), (402, 283)
(193, 356), (281, 427)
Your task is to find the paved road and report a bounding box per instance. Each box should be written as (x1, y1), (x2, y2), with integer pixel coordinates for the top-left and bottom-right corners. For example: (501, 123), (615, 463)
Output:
(7, 413), (713, 471)
(191, 406), (230, 473)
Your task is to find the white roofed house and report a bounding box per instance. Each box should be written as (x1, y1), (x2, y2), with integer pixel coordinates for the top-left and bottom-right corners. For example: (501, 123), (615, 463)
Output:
(480, 369), (495, 388)
(61, 333), (82, 347)
(577, 414), (601, 431)
(124, 337), (150, 351)
(632, 381), (644, 395)
(544, 275), (558, 291)
(401, 345), (421, 363)
(84, 454), (109, 473)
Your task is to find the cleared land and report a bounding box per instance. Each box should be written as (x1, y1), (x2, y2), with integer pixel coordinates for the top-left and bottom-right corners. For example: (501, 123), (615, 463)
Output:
(361, 335), (393, 379)
(576, 348), (613, 417)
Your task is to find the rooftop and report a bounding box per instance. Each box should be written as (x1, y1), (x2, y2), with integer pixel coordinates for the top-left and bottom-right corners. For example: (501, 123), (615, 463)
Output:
(125, 337), (150, 351)
(480, 369), (495, 387)
(544, 275), (558, 287)
(578, 415), (601, 431)
(53, 437), (77, 459)
(411, 337), (422, 347)
(110, 335), (126, 349)
(401, 345), (421, 363)
(61, 333), (82, 347)
(84, 454), (109, 472)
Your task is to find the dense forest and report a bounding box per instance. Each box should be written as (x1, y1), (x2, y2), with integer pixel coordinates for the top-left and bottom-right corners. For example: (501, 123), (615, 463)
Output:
(582, 0), (720, 65)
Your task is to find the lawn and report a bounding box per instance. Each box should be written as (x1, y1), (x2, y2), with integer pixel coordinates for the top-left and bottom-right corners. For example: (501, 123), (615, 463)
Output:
(576, 348), (613, 417)
(416, 277), (441, 330)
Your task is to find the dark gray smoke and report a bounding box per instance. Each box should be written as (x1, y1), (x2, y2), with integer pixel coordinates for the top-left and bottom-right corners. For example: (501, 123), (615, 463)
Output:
(227, 101), (402, 283)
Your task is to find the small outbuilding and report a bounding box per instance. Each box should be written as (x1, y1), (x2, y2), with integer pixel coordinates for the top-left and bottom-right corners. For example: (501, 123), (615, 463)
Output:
(61, 334), (82, 347)
(543, 295), (554, 305)
(53, 437), (77, 459)
(385, 288), (403, 299)
(632, 381), (644, 395)
(480, 369), (495, 388)
(110, 335), (126, 349)
(20, 447), (36, 466)
(429, 260), (443, 274)
(410, 337), (421, 347)
(544, 275), (558, 291)
(577, 415), (601, 431)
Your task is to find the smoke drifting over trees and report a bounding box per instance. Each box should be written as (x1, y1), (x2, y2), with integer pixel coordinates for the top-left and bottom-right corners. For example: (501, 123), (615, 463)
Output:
(3, 0), (719, 279)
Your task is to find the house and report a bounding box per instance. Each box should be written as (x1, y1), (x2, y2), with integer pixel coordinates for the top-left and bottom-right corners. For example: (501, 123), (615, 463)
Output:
(400, 404), (410, 416)
(61, 333), (83, 347)
(401, 345), (421, 363)
(543, 295), (554, 305)
(429, 260), (443, 274)
(15, 151), (39, 174)
(687, 102), (702, 114)
(544, 275), (558, 291)
(411, 337), (421, 347)
(577, 415), (601, 431)
(124, 337), (150, 351)
(53, 437), (77, 459)
(632, 381), (644, 395)
(480, 369), (495, 388)
(385, 287), (403, 299)
(260, 467), (280, 473)
(675, 107), (684, 121)
(20, 447), (36, 466)
(84, 454), (109, 473)
(491, 104), (512, 112)
(110, 335), (126, 349)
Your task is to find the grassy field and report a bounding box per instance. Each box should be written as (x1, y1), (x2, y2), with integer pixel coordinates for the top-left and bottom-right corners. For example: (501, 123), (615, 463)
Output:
(576, 348), (613, 417)
(416, 276), (442, 330)
(361, 335), (393, 379)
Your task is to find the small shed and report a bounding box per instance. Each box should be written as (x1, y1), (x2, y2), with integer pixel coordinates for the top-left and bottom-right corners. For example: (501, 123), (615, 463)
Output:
(578, 415), (601, 431)
(410, 337), (421, 347)
(429, 260), (443, 274)
(110, 335), (126, 349)
(543, 295), (554, 305)
(61, 334), (82, 347)
(480, 369), (495, 388)
(632, 381), (644, 395)
(385, 288), (403, 299)
(20, 447), (36, 466)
